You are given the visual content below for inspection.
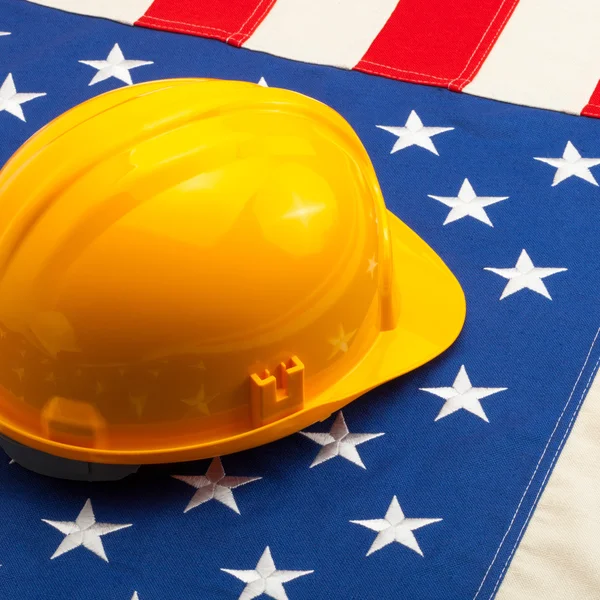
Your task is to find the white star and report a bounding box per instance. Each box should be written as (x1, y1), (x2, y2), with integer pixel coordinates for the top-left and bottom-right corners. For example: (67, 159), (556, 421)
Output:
(534, 141), (600, 186)
(428, 178), (509, 226)
(351, 496), (442, 557)
(420, 365), (507, 422)
(79, 43), (153, 86)
(377, 110), (453, 155)
(222, 546), (313, 600)
(328, 324), (356, 359)
(131, 594), (139, 600)
(300, 411), (384, 469)
(485, 249), (567, 300)
(0, 32), (10, 37)
(258, 76), (268, 87)
(367, 256), (378, 277)
(172, 457), (261, 514)
(42, 499), (131, 561)
(0, 74), (45, 121)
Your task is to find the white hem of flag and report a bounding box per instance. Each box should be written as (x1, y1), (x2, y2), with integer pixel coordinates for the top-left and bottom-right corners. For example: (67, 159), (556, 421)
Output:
(496, 365), (600, 599)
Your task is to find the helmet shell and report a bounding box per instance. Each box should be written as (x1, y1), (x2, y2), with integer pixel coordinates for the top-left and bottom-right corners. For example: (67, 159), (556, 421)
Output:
(0, 79), (399, 461)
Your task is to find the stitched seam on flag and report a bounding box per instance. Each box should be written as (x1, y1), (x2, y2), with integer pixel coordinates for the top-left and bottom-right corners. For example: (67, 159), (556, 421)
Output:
(448, 0), (516, 89)
(226, 0), (277, 44)
(139, 15), (233, 35)
(359, 0), (517, 91)
(448, 0), (510, 87)
(356, 64), (450, 87)
(582, 104), (600, 118)
(139, 16), (231, 34)
(489, 339), (600, 598)
(359, 61), (450, 82)
(451, 0), (518, 89)
(356, 63), (452, 87)
(473, 326), (600, 600)
(225, 0), (269, 41)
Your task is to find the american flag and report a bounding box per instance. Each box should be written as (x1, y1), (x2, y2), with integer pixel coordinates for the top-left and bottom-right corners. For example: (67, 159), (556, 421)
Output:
(26, 0), (600, 119)
(0, 1), (599, 599)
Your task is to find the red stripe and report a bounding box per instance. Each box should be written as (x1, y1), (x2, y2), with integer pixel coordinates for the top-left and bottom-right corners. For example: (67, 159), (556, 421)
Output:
(136, 0), (275, 46)
(355, 0), (519, 91)
(581, 81), (600, 118)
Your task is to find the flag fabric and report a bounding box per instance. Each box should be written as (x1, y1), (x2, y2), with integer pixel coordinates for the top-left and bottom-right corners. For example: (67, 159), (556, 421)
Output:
(26, 0), (600, 119)
(0, 1), (600, 599)
(495, 374), (600, 600)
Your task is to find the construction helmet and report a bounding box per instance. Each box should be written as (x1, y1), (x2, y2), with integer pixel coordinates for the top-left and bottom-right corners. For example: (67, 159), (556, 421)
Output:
(0, 79), (465, 480)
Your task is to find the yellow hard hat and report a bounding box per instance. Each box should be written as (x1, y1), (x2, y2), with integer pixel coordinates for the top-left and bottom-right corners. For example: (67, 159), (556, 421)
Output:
(0, 78), (465, 479)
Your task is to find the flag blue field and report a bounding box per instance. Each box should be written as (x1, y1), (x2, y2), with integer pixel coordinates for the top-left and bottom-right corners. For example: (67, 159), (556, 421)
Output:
(0, 1), (599, 599)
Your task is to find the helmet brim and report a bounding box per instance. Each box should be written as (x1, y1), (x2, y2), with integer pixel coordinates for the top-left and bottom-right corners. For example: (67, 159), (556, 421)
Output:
(149, 209), (466, 461)
(183, 209), (466, 460)
(326, 209), (467, 404)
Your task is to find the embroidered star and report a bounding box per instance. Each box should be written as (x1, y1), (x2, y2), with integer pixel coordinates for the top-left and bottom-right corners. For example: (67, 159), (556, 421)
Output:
(328, 324), (356, 358)
(282, 195), (325, 227)
(172, 457), (261, 514)
(377, 110), (453, 155)
(79, 43), (153, 86)
(0, 73), (45, 121)
(485, 249), (567, 300)
(181, 385), (218, 416)
(300, 411), (383, 469)
(0, 32), (10, 36)
(222, 546), (313, 600)
(367, 256), (378, 277)
(534, 141), (600, 186)
(131, 594), (139, 600)
(258, 76), (268, 87)
(428, 178), (508, 226)
(351, 496), (442, 557)
(420, 365), (507, 422)
(42, 499), (132, 561)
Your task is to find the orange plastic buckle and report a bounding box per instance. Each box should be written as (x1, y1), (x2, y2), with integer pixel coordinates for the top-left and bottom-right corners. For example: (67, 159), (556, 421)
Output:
(250, 356), (305, 427)
(41, 396), (106, 448)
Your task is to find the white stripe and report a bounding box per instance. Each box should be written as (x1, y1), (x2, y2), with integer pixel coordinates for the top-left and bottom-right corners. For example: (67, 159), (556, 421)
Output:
(464, 0), (600, 115)
(243, 0), (399, 69)
(25, 0), (153, 25)
(496, 345), (600, 599)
